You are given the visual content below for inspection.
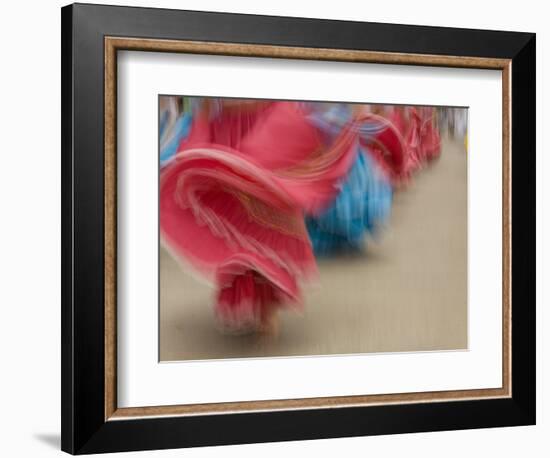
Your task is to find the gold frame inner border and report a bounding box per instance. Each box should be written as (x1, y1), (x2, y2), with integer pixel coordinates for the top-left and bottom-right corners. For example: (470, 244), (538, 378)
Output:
(104, 36), (512, 421)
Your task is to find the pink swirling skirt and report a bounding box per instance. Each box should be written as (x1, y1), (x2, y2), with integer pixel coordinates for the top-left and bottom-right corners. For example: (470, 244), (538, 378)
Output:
(160, 101), (358, 330)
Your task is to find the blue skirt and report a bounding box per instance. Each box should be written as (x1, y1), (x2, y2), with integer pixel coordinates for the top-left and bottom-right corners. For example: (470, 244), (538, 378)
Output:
(306, 149), (392, 255)
(160, 112), (192, 167)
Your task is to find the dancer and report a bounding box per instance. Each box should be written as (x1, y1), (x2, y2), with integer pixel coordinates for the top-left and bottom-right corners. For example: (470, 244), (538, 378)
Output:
(160, 99), (359, 333)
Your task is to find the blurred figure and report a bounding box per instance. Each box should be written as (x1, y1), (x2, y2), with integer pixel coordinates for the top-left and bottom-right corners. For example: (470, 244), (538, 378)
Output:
(437, 107), (468, 144)
(159, 96), (192, 167)
(160, 99), (359, 334)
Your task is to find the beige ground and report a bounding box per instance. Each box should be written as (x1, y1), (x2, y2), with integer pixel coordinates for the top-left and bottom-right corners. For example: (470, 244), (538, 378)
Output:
(159, 137), (467, 361)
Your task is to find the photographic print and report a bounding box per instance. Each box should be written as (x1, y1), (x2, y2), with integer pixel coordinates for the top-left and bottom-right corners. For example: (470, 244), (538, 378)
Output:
(159, 96), (468, 361)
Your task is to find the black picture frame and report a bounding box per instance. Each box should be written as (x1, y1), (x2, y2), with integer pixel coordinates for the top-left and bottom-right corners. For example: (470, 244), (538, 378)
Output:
(61, 3), (536, 454)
